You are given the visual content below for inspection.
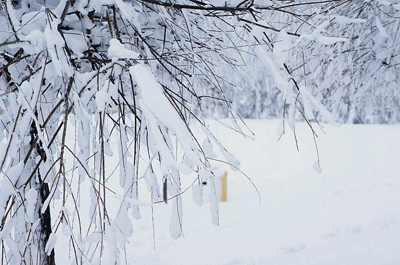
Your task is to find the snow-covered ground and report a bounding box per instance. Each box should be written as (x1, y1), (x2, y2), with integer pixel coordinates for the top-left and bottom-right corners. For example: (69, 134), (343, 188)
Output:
(106, 120), (400, 265)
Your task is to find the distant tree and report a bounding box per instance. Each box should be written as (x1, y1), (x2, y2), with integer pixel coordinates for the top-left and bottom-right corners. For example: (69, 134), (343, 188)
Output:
(300, 0), (400, 124)
(0, 0), (370, 264)
(203, 0), (400, 124)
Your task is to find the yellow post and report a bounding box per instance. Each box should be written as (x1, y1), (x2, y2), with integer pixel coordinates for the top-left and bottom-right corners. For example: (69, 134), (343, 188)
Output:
(221, 171), (227, 202)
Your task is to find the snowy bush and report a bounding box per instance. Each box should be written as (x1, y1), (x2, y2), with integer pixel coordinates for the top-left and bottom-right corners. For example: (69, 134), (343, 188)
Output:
(0, 0), (396, 264)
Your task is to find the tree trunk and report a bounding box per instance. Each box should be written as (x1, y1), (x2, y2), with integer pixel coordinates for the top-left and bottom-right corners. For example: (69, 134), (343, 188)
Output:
(30, 119), (55, 265)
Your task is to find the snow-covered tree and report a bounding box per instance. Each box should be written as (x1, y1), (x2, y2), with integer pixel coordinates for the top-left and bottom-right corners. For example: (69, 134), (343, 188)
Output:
(0, 0), (384, 264)
(311, 0), (400, 124)
(200, 0), (400, 123)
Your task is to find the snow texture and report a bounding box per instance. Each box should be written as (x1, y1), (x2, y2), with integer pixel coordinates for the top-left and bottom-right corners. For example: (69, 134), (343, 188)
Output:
(108, 39), (139, 61)
(102, 120), (400, 265)
(45, 233), (57, 256)
(129, 64), (202, 174)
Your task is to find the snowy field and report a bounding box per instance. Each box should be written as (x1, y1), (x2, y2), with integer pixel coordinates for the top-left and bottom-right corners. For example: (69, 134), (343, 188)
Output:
(63, 119), (400, 265)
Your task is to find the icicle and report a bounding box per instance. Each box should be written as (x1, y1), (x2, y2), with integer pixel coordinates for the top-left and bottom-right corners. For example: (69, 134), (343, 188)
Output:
(169, 170), (183, 239)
